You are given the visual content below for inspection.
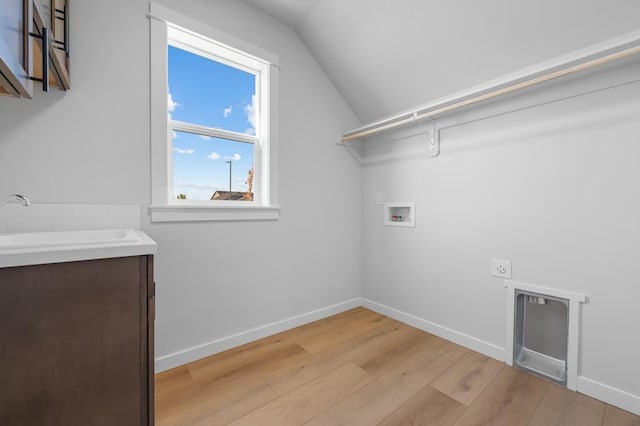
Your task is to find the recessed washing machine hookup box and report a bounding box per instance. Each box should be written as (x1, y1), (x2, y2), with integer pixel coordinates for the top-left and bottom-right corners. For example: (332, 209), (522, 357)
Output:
(384, 202), (415, 227)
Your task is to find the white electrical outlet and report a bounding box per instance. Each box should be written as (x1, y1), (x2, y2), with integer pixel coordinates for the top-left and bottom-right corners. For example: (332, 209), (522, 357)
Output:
(491, 259), (512, 279)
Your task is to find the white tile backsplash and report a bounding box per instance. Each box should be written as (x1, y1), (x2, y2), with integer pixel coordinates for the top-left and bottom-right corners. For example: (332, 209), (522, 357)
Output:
(106, 205), (141, 217)
(0, 203), (141, 234)
(51, 216), (95, 232)
(0, 204), (31, 218)
(30, 204), (74, 218)
(7, 217), (54, 233)
(72, 204), (112, 217)
(90, 215), (141, 230)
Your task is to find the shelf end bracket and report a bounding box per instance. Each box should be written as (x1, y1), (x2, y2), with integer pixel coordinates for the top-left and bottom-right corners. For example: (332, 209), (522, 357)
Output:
(414, 113), (440, 157)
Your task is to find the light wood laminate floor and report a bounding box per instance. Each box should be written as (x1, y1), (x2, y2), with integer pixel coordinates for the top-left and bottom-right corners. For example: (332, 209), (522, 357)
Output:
(155, 307), (640, 425)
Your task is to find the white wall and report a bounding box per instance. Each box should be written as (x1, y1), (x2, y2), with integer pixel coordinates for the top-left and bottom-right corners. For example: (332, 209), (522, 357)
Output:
(0, 0), (150, 203)
(361, 60), (640, 412)
(2, 0), (639, 414)
(294, 0), (640, 122)
(147, 0), (362, 368)
(0, 0), (362, 370)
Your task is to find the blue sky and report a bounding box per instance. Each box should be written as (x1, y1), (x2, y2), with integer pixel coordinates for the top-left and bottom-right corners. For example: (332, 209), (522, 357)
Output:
(168, 45), (256, 200)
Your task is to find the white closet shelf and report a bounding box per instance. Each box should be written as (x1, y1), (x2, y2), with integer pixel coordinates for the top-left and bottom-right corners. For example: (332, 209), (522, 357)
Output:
(341, 30), (640, 144)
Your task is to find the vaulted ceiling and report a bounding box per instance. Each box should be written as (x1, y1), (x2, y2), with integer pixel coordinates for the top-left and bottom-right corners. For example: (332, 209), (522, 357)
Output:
(243, 0), (640, 124)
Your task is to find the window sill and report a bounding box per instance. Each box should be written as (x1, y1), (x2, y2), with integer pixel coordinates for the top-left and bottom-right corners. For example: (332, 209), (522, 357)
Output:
(149, 205), (280, 222)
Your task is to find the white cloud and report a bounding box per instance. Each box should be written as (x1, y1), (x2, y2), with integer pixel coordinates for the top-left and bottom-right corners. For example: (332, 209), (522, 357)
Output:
(173, 147), (194, 155)
(224, 106), (233, 118)
(200, 135), (211, 141)
(225, 153), (241, 161)
(172, 131), (178, 139)
(244, 95), (256, 135)
(207, 152), (221, 160)
(168, 89), (179, 118)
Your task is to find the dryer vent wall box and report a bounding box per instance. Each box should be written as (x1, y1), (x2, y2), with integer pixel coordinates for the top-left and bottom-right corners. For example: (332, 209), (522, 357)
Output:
(514, 289), (569, 385)
(384, 203), (415, 227)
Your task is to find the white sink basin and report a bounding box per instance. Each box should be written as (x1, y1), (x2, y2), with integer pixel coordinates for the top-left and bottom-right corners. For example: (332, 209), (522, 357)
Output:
(0, 229), (139, 249)
(0, 229), (157, 268)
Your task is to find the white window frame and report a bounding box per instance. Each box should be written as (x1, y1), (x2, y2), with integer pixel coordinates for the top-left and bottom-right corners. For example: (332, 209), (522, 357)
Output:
(149, 3), (279, 222)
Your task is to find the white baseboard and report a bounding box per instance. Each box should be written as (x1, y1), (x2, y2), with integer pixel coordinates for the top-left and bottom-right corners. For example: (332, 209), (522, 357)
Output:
(154, 298), (361, 372)
(362, 298), (640, 416)
(362, 298), (507, 362)
(577, 376), (640, 416)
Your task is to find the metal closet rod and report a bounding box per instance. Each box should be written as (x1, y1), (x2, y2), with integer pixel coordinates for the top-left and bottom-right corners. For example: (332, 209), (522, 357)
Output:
(341, 35), (640, 143)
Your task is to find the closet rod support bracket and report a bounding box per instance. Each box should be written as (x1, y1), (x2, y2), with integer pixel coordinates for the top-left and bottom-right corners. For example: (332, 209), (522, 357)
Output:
(414, 113), (440, 157)
(428, 119), (440, 157)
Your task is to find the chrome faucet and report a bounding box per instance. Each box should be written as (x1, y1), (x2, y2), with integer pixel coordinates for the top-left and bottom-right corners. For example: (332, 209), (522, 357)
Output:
(0, 194), (31, 208)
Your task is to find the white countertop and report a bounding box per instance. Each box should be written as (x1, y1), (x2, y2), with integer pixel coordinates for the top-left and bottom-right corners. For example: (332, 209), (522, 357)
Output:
(0, 229), (157, 268)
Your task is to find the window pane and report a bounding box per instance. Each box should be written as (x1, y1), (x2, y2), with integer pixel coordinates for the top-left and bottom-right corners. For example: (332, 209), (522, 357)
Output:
(172, 131), (255, 201)
(168, 45), (257, 135)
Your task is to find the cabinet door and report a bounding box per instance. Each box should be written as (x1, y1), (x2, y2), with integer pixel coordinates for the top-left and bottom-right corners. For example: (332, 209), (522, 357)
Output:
(0, 0), (33, 98)
(32, 0), (70, 90)
(0, 256), (149, 426)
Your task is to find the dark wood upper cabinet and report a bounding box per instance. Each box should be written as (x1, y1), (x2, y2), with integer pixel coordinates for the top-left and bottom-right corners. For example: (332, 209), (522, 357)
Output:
(0, 0), (70, 98)
(0, 0), (33, 97)
(33, 0), (70, 90)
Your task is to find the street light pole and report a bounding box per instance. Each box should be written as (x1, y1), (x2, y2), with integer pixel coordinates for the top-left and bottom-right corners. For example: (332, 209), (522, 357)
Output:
(226, 160), (232, 200)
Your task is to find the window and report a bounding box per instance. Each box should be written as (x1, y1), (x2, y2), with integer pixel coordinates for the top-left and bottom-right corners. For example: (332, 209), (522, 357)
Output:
(150, 4), (279, 222)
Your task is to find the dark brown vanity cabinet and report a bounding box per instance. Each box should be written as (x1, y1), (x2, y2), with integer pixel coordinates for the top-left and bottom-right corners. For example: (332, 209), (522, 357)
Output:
(0, 255), (154, 426)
